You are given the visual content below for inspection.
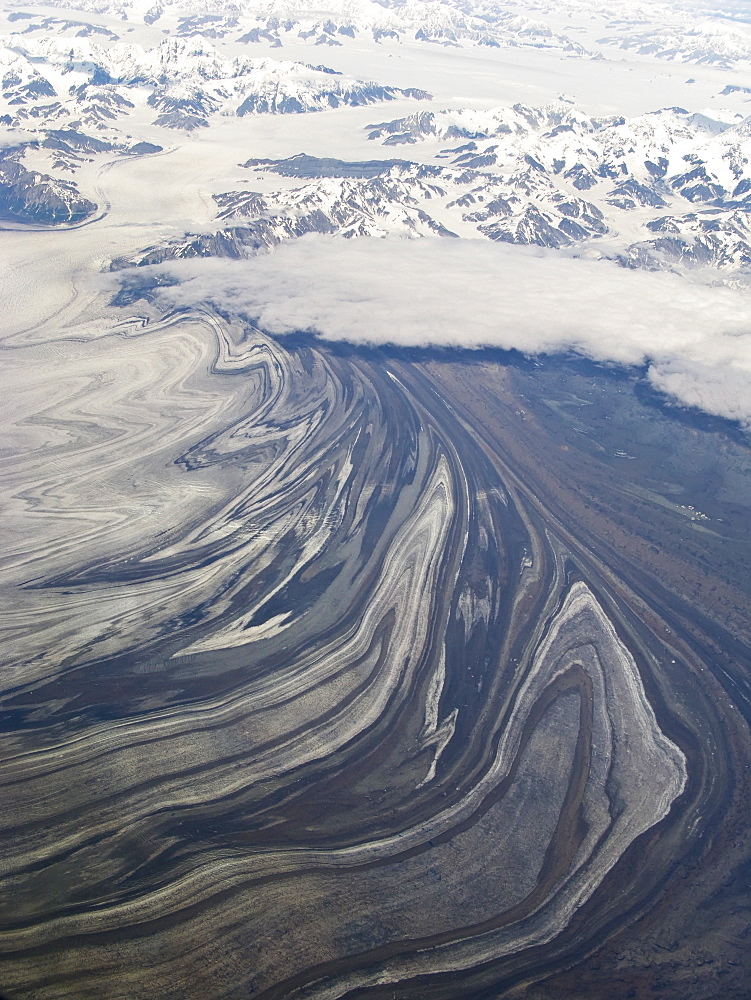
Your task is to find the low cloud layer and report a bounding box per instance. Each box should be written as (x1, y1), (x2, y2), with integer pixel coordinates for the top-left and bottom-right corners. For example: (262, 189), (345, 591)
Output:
(152, 236), (751, 425)
(0, 128), (38, 149)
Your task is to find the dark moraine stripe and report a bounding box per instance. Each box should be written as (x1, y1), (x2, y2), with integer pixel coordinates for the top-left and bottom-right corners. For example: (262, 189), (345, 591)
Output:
(0, 310), (747, 1000)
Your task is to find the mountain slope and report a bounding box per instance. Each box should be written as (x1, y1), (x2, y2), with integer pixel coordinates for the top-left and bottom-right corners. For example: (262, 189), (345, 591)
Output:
(114, 100), (751, 284)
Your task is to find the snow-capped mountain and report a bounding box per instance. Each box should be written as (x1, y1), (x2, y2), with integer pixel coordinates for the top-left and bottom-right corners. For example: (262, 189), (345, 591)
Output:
(113, 169), (455, 267)
(3, 0), (750, 279)
(6, 11), (119, 40)
(1, 35), (430, 125)
(229, 0), (587, 53)
(114, 100), (751, 285)
(0, 28), (429, 221)
(16, 0), (751, 69)
(9, 0), (591, 55)
(0, 152), (98, 224)
(620, 208), (751, 271)
(375, 102), (751, 271)
(368, 102), (751, 207)
(599, 18), (751, 69)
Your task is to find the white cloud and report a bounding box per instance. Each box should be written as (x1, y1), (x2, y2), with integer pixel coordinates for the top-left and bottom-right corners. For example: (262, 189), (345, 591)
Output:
(149, 235), (751, 425)
(0, 129), (38, 149)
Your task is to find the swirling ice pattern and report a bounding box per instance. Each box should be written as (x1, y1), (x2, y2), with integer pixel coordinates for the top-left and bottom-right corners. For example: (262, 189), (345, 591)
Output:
(0, 307), (687, 999)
